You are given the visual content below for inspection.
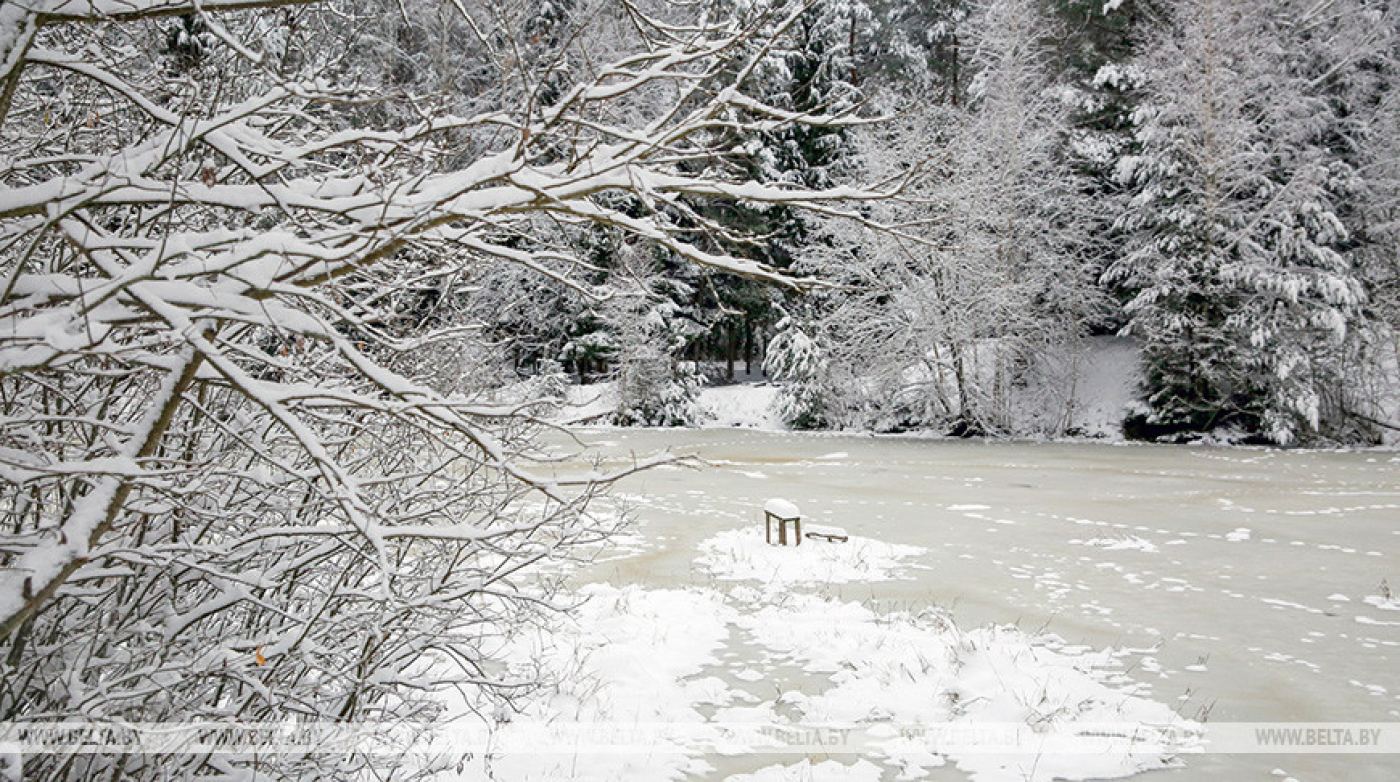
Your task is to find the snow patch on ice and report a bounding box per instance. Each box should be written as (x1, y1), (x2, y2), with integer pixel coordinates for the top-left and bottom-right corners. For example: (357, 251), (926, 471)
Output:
(1362, 595), (1400, 612)
(455, 584), (737, 780)
(447, 582), (1197, 782)
(734, 591), (1195, 781)
(1071, 536), (1160, 553)
(724, 759), (884, 782)
(695, 526), (927, 586)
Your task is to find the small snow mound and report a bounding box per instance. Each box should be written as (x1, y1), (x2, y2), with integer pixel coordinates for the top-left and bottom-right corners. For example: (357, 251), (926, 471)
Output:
(1363, 595), (1400, 612)
(450, 583), (1197, 782)
(1072, 536), (1160, 553)
(738, 592), (1199, 781)
(696, 527), (926, 585)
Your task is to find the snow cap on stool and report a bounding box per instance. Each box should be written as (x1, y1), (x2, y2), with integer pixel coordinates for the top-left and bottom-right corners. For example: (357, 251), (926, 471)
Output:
(764, 498), (800, 518)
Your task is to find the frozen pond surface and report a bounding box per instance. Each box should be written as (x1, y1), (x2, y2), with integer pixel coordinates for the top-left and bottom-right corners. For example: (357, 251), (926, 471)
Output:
(558, 429), (1399, 780)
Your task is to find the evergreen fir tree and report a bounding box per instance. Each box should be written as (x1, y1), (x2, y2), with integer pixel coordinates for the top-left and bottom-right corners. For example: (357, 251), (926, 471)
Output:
(1109, 0), (1369, 443)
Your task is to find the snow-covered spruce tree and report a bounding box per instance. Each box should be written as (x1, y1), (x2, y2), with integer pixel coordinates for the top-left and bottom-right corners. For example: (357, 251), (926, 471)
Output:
(1108, 0), (1372, 444)
(750, 0), (868, 191)
(863, 0), (965, 103)
(1043, 0), (1159, 303)
(606, 240), (706, 427)
(0, 1), (892, 778)
(1361, 4), (1400, 259)
(764, 315), (835, 428)
(612, 341), (705, 427)
(1332, 2), (1400, 438)
(1365, 85), (1400, 335)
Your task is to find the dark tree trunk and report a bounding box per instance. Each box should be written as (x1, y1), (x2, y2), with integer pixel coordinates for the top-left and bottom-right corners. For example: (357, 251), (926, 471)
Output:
(726, 322), (736, 381)
(950, 34), (960, 107)
(744, 318), (754, 376)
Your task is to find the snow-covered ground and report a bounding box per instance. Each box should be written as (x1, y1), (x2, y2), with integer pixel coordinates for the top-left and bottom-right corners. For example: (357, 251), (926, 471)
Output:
(559, 378), (785, 429)
(1061, 336), (1140, 439)
(696, 383), (784, 430)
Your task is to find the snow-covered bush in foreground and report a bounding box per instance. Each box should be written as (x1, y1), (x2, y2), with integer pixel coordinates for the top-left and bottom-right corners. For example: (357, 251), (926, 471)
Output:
(0, 1), (901, 778)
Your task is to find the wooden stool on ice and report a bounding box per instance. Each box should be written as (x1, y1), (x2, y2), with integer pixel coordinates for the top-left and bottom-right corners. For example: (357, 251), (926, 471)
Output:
(764, 498), (801, 546)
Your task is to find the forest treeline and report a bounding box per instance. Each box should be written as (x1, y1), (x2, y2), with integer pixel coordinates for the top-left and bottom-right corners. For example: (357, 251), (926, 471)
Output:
(462, 0), (1400, 446)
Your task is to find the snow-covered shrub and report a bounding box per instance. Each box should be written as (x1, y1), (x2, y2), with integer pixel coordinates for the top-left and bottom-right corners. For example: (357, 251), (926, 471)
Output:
(491, 359), (572, 416)
(605, 253), (706, 427)
(764, 319), (834, 429)
(784, 0), (1106, 438)
(613, 356), (703, 427)
(531, 358), (571, 403)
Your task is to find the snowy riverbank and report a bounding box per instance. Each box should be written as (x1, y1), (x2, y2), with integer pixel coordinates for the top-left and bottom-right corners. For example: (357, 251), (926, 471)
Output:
(554, 339), (1400, 448)
(554, 336), (1246, 443)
